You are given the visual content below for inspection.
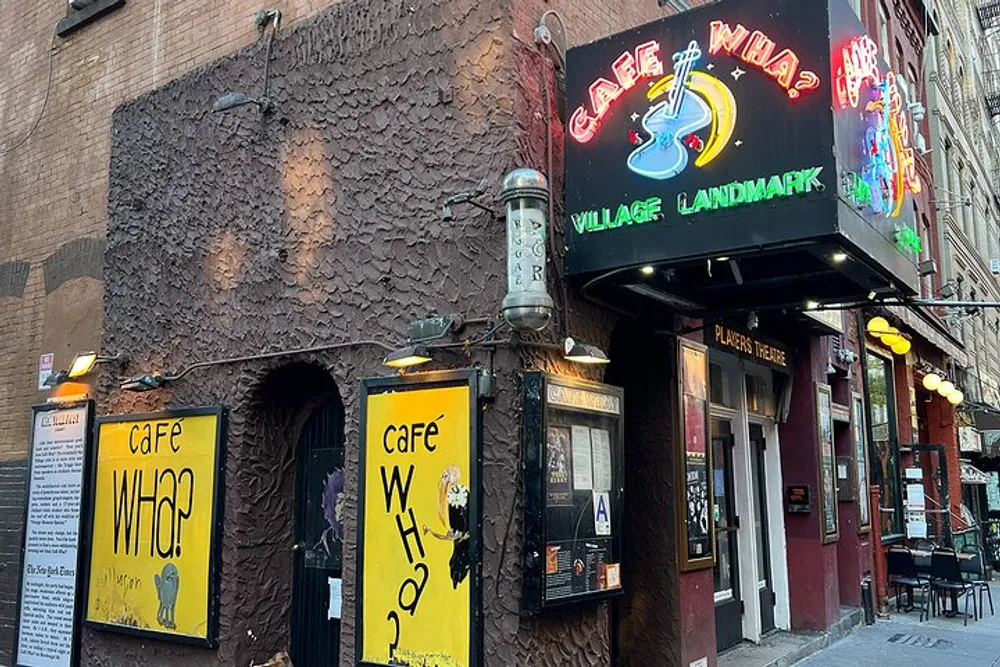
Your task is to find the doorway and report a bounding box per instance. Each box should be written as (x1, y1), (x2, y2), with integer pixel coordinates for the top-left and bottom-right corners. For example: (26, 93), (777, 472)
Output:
(291, 396), (346, 666)
(713, 418), (742, 652)
(749, 423), (776, 635)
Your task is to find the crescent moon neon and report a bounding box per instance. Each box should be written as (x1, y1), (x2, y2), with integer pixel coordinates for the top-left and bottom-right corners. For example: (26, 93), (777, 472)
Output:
(646, 71), (738, 168)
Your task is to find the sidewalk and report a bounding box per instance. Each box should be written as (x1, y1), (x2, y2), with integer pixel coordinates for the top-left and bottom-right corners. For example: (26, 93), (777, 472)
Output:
(797, 583), (1000, 667)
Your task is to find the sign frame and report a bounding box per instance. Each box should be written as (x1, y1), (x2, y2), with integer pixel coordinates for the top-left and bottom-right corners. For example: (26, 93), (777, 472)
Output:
(355, 369), (482, 667)
(520, 372), (626, 613)
(81, 406), (227, 648)
(815, 383), (840, 544)
(678, 338), (716, 572)
(13, 400), (95, 667)
(852, 391), (872, 534)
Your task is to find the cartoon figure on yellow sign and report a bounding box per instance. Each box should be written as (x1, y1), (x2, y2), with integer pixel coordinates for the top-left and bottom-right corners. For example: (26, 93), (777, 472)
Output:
(423, 465), (471, 589)
(155, 563), (180, 630)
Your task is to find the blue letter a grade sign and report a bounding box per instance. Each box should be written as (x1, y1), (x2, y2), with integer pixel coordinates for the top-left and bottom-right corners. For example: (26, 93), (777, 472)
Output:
(593, 491), (611, 536)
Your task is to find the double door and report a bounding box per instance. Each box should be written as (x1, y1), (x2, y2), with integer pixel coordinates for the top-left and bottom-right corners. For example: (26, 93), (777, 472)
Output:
(713, 418), (776, 653)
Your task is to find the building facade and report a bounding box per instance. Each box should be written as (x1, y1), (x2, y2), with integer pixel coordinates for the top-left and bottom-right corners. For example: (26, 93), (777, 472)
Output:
(1, 1), (984, 667)
(926, 0), (1000, 456)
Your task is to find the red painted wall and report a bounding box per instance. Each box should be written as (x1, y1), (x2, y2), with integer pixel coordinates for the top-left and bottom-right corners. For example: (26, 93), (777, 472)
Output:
(779, 337), (842, 631)
(679, 569), (717, 667)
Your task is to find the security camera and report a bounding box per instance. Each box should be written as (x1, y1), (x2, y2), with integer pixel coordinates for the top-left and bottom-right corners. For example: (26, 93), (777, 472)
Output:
(837, 349), (859, 365)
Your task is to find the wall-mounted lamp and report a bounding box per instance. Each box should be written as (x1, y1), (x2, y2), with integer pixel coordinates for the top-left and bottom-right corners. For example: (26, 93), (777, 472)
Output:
(865, 316), (911, 356)
(43, 371), (70, 388)
(121, 373), (164, 392)
(918, 260), (938, 277)
(212, 92), (273, 114)
(68, 351), (124, 378)
(212, 10), (281, 116)
(501, 169), (554, 332)
(383, 345), (433, 369)
(563, 338), (610, 365)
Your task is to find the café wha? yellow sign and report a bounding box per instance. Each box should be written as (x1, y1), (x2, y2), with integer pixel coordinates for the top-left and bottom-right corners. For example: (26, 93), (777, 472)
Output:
(358, 371), (480, 667)
(84, 408), (224, 645)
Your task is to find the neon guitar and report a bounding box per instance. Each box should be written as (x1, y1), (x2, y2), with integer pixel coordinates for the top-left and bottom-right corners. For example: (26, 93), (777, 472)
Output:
(627, 40), (712, 180)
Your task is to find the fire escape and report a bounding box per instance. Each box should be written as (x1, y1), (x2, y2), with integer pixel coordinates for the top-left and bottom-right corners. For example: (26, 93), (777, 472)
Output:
(978, 0), (1000, 117)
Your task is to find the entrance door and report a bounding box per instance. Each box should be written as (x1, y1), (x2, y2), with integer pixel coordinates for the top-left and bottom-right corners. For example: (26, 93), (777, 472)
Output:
(291, 397), (346, 666)
(712, 419), (742, 652)
(749, 423), (776, 635)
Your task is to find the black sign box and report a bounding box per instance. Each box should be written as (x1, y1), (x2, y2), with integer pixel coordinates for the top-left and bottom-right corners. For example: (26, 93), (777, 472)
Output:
(521, 373), (625, 612)
(564, 0), (920, 297)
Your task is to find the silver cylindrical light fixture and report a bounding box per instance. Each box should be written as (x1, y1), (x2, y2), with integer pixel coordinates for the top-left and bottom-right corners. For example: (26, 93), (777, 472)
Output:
(500, 168), (554, 331)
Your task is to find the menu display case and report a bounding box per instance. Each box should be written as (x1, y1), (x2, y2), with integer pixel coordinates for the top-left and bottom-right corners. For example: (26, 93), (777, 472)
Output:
(521, 373), (624, 612)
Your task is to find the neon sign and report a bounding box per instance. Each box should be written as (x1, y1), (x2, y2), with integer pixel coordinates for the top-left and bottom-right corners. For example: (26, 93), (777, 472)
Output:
(569, 41), (665, 144)
(708, 21), (821, 99)
(894, 225), (922, 255)
(834, 36), (880, 110)
(571, 197), (664, 234)
(677, 166), (824, 216)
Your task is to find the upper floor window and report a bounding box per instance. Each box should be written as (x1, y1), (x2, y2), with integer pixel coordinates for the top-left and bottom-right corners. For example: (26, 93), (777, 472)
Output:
(878, 3), (891, 65)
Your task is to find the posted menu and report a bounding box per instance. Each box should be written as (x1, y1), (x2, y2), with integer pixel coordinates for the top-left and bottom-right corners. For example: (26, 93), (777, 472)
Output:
(544, 424), (620, 602)
(16, 405), (89, 667)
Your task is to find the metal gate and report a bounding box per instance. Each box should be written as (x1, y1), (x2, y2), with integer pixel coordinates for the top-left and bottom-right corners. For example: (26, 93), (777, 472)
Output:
(291, 397), (346, 666)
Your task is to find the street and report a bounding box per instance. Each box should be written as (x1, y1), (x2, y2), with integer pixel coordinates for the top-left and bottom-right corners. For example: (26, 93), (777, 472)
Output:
(799, 583), (1000, 667)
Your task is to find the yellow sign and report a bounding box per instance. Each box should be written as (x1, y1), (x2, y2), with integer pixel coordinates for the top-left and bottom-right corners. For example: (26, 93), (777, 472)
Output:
(360, 381), (476, 667)
(85, 409), (223, 645)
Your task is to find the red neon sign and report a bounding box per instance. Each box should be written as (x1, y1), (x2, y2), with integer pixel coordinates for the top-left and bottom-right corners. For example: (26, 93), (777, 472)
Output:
(834, 35), (880, 109)
(569, 40), (664, 143)
(708, 21), (820, 99)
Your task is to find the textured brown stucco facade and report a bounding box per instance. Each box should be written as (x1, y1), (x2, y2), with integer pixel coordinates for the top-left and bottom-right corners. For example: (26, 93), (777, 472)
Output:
(88, 0), (645, 665)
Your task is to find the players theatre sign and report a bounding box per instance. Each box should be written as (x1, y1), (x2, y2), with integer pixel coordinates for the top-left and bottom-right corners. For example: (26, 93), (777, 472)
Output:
(563, 0), (923, 303)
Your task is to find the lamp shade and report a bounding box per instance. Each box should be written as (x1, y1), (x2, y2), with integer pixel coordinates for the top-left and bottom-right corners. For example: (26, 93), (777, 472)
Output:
(867, 316), (889, 335)
(383, 345), (432, 369)
(564, 338), (611, 364)
(68, 352), (99, 378)
(922, 373), (942, 391)
(937, 381), (955, 397)
(880, 327), (902, 347)
(948, 390), (964, 406)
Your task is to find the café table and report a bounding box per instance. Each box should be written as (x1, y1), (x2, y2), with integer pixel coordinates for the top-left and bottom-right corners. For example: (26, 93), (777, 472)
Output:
(910, 550), (979, 618)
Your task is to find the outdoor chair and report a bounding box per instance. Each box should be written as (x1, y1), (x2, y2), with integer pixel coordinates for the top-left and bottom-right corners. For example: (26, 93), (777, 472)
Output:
(930, 548), (978, 625)
(887, 546), (930, 621)
(960, 546), (995, 619)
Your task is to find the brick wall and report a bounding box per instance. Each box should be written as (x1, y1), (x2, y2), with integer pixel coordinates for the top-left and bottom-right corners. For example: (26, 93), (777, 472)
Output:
(0, 1), (341, 661)
(0, 460), (28, 667)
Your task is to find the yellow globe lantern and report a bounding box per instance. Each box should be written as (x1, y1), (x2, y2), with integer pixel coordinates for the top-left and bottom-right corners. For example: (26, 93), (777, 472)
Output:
(867, 316), (890, 336)
(891, 338), (911, 356)
(922, 373), (943, 391)
(948, 390), (964, 406)
(937, 381), (955, 397)
(881, 326), (902, 347)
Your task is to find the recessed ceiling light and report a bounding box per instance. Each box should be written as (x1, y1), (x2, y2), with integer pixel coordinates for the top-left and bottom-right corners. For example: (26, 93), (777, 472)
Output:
(716, 256), (731, 262)
(640, 266), (655, 276)
(832, 252), (849, 263)
(805, 300), (820, 310)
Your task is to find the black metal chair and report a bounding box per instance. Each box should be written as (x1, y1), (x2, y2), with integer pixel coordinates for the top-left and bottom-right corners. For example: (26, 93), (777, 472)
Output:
(930, 548), (978, 625)
(887, 546), (930, 621)
(960, 546), (995, 619)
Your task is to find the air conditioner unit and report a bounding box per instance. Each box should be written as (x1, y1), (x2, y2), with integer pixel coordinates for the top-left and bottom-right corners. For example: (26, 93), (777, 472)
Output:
(991, 258), (1000, 275)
